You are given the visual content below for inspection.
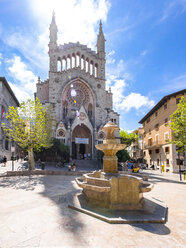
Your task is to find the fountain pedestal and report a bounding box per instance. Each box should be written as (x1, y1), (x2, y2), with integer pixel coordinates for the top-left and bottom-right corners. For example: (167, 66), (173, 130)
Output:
(76, 121), (154, 210)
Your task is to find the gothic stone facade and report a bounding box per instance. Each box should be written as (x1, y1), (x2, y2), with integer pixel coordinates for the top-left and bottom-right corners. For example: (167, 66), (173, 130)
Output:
(36, 14), (119, 159)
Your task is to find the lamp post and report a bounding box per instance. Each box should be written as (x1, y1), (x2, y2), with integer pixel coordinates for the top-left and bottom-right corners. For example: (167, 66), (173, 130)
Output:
(178, 152), (182, 181)
(11, 145), (15, 171)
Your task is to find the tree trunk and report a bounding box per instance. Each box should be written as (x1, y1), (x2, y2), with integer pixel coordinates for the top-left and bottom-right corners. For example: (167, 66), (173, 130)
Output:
(28, 146), (35, 170)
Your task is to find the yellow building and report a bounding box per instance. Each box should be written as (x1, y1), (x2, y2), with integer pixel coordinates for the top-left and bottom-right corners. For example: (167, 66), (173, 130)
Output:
(139, 89), (186, 172)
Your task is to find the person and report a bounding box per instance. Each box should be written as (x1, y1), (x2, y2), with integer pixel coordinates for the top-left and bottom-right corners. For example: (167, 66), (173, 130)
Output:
(71, 162), (76, 171)
(3, 155), (7, 167)
(127, 161), (133, 172)
(38, 158), (41, 167)
(84, 153), (87, 160)
(16, 155), (19, 162)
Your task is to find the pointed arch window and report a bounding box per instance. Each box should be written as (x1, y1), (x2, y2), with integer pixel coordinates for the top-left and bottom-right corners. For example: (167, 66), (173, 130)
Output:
(67, 56), (71, 70)
(76, 53), (80, 67)
(88, 103), (93, 118)
(85, 58), (89, 73)
(57, 58), (61, 72)
(63, 101), (68, 119)
(72, 54), (75, 68)
(62, 57), (66, 71)
(81, 55), (85, 70)
(95, 63), (98, 77)
(90, 61), (93, 75)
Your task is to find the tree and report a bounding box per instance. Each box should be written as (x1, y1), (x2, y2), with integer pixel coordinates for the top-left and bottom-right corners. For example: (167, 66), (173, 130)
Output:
(169, 96), (186, 165)
(116, 130), (137, 162)
(119, 130), (138, 147)
(2, 98), (53, 170)
(116, 149), (130, 162)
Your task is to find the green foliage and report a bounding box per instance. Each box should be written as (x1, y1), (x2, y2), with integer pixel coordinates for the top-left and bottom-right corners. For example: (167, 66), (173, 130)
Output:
(169, 96), (186, 153)
(36, 138), (70, 162)
(2, 98), (53, 169)
(119, 130), (138, 147)
(116, 149), (130, 162)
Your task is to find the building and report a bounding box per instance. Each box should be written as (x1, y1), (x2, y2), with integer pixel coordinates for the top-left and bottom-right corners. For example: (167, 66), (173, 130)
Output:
(139, 89), (186, 172)
(0, 77), (19, 160)
(127, 128), (143, 162)
(35, 13), (119, 160)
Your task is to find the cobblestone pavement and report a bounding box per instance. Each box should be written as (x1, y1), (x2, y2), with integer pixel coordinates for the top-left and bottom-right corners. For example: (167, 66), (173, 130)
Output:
(0, 165), (186, 247)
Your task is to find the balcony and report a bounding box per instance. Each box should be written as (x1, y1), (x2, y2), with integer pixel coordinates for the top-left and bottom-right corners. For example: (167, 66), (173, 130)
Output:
(144, 141), (163, 149)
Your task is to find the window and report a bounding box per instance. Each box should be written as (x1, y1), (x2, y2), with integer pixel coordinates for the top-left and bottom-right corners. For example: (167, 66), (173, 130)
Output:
(143, 132), (146, 137)
(147, 118), (150, 123)
(155, 112), (158, 117)
(88, 104), (93, 118)
(155, 123), (159, 131)
(155, 149), (159, 153)
(155, 134), (159, 144)
(166, 159), (169, 166)
(164, 118), (168, 123)
(177, 159), (183, 165)
(143, 151), (146, 156)
(165, 147), (169, 153)
(148, 138), (152, 147)
(149, 129), (151, 135)
(164, 132), (169, 142)
(164, 103), (167, 110)
(149, 150), (152, 154)
(176, 98), (181, 104)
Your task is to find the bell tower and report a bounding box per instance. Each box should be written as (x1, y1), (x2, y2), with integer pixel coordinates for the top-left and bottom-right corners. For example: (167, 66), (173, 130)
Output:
(48, 11), (58, 72)
(97, 21), (106, 80)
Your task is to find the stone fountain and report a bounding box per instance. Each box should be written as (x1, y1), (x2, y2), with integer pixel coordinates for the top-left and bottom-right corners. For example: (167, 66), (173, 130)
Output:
(75, 121), (153, 210)
(69, 121), (167, 223)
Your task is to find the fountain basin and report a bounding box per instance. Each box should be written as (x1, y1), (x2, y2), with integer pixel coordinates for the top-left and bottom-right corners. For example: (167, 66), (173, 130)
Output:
(76, 170), (154, 210)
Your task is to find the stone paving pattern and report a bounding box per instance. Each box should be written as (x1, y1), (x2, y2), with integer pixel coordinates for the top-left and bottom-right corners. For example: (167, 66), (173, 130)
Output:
(0, 162), (186, 247)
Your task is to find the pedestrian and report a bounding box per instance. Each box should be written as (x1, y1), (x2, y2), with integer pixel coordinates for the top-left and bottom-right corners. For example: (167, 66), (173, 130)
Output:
(3, 155), (7, 167)
(16, 155), (19, 162)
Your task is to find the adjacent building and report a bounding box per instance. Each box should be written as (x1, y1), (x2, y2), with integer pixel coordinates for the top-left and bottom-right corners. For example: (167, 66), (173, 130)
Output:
(127, 128), (143, 162)
(35, 13), (119, 160)
(139, 89), (186, 172)
(0, 77), (19, 160)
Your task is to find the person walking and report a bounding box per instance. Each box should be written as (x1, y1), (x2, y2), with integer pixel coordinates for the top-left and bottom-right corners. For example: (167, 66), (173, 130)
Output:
(3, 155), (7, 167)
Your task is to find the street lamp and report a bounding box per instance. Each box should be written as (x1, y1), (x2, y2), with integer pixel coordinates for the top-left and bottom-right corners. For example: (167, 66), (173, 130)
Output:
(11, 145), (15, 171)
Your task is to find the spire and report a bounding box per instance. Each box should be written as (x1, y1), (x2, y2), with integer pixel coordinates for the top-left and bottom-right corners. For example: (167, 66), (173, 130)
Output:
(97, 20), (105, 55)
(49, 11), (58, 47)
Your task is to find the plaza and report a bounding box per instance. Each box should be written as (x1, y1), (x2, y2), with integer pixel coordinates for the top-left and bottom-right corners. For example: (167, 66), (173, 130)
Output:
(0, 164), (186, 248)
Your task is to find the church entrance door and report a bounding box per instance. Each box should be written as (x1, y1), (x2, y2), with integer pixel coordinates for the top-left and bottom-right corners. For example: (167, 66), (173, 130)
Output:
(72, 124), (92, 160)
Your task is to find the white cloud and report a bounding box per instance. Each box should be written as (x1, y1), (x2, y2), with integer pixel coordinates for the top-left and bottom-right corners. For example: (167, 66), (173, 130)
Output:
(117, 93), (154, 111)
(8, 81), (31, 103)
(159, 0), (186, 22)
(140, 50), (147, 56)
(159, 73), (186, 93)
(2, 0), (111, 74)
(0, 53), (2, 65)
(6, 56), (37, 101)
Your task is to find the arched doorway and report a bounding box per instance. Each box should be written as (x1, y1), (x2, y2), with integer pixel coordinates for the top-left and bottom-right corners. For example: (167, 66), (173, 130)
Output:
(72, 124), (92, 159)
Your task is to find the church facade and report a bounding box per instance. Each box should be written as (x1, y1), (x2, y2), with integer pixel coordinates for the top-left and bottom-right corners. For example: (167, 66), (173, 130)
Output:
(35, 13), (119, 160)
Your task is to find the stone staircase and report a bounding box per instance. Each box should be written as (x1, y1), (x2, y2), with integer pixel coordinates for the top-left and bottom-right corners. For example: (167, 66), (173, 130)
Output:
(73, 159), (100, 170)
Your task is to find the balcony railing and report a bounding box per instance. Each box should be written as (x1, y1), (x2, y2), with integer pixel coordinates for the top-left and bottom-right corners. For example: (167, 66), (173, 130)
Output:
(143, 141), (167, 149)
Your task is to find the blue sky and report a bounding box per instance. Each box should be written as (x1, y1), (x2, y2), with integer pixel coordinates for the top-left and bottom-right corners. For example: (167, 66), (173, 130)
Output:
(0, 0), (186, 131)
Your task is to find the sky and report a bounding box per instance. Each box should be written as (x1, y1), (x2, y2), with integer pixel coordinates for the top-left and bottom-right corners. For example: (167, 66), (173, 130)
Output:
(0, 0), (186, 131)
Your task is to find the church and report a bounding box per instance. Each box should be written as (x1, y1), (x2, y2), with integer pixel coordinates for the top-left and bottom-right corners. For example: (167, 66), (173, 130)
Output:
(35, 13), (119, 160)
